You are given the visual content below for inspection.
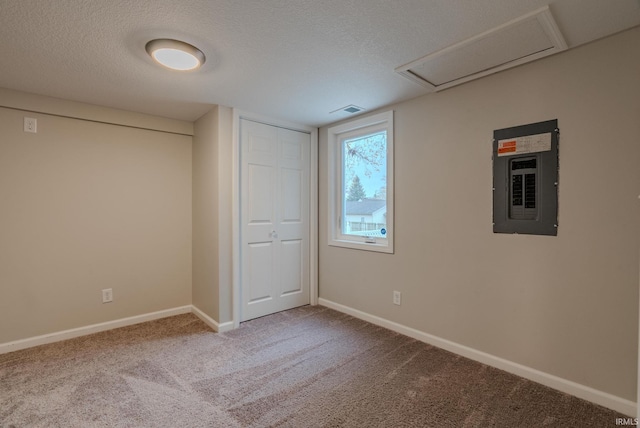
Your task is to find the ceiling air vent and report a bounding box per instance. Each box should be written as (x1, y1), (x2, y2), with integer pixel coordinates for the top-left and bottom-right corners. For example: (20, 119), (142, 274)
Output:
(395, 6), (567, 91)
(330, 104), (366, 115)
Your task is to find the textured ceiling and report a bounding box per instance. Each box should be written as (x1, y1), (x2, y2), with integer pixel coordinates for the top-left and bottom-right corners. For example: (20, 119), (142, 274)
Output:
(0, 0), (639, 127)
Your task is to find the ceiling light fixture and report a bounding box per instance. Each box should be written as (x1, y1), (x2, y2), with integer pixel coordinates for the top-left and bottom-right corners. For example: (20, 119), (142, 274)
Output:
(145, 39), (205, 71)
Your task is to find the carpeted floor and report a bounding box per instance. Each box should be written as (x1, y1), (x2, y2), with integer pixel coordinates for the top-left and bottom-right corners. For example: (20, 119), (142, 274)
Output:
(0, 305), (627, 427)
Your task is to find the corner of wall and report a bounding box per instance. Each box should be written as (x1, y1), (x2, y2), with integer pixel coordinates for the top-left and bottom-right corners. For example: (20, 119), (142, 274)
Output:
(216, 105), (234, 323)
(191, 104), (236, 326)
(192, 106), (221, 322)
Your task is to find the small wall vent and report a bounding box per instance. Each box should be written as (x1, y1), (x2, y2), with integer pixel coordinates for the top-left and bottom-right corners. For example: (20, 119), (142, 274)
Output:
(395, 6), (567, 91)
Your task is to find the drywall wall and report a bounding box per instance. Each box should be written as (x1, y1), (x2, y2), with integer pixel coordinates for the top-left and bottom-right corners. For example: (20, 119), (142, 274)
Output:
(192, 105), (234, 324)
(319, 27), (640, 403)
(217, 106), (233, 323)
(0, 95), (192, 344)
(193, 107), (220, 321)
(0, 87), (193, 136)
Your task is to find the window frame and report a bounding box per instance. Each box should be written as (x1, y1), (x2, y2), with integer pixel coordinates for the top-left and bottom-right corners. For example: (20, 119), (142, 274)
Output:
(327, 110), (394, 254)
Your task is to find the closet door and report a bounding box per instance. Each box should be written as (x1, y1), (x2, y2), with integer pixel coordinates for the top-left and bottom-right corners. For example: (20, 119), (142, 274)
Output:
(240, 119), (310, 321)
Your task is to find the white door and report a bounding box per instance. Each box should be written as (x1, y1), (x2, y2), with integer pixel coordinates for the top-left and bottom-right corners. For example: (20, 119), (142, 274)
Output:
(240, 119), (310, 321)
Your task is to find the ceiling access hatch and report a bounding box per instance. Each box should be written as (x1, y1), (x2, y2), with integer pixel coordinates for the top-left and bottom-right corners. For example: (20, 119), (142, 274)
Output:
(395, 6), (567, 92)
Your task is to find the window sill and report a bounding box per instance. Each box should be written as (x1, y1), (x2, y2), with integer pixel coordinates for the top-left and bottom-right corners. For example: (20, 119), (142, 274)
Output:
(328, 238), (393, 254)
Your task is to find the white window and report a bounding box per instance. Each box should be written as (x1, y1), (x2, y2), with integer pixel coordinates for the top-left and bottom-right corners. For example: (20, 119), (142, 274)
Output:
(327, 110), (394, 253)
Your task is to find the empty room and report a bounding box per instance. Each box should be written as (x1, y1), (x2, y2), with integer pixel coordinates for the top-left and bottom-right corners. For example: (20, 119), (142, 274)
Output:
(1, 0), (639, 426)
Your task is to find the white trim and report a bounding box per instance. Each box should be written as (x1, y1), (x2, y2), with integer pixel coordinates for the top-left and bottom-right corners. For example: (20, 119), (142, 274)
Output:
(231, 108), (319, 324)
(318, 298), (636, 417)
(309, 127), (319, 306)
(0, 306), (192, 355)
(327, 110), (394, 254)
(192, 305), (235, 333)
(231, 110), (241, 329)
(0, 305), (242, 355)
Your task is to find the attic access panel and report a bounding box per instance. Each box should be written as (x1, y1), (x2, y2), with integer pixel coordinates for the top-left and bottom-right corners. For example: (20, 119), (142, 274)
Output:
(395, 6), (567, 91)
(493, 119), (559, 236)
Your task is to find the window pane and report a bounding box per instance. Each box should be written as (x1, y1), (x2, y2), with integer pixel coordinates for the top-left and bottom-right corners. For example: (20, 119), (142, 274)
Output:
(341, 131), (387, 238)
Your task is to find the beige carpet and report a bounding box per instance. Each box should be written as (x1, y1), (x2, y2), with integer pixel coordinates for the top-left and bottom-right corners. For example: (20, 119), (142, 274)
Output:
(0, 305), (626, 427)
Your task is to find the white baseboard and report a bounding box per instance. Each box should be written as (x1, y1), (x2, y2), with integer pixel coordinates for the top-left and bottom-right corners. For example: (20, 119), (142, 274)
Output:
(0, 305), (239, 355)
(0, 305), (192, 355)
(318, 298), (636, 417)
(191, 305), (235, 333)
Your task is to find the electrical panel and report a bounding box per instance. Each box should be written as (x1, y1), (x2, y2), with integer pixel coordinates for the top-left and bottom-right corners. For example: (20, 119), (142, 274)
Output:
(493, 119), (558, 236)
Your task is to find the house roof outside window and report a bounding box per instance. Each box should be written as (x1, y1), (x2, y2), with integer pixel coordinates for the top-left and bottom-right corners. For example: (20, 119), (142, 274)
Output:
(345, 198), (386, 215)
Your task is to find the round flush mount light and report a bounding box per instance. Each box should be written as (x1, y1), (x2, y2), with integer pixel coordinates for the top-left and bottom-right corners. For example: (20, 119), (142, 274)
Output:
(145, 39), (205, 71)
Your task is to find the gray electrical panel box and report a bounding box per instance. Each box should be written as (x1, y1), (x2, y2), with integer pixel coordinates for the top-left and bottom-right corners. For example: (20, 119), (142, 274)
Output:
(493, 119), (558, 236)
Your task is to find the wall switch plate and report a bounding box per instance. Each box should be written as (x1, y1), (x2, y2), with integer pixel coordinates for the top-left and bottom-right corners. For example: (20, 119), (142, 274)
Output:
(393, 290), (401, 305)
(24, 117), (37, 133)
(102, 288), (113, 303)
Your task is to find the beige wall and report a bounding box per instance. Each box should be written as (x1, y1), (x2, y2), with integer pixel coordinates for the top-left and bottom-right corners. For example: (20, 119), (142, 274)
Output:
(193, 107), (220, 320)
(0, 97), (193, 344)
(0, 88), (193, 136)
(217, 106), (233, 323)
(319, 28), (640, 402)
(192, 106), (234, 323)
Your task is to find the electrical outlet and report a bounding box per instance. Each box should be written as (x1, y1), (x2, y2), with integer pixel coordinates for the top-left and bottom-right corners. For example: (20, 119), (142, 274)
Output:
(24, 117), (37, 133)
(102, 288), (113, 303)
(393, 290), (401, 305)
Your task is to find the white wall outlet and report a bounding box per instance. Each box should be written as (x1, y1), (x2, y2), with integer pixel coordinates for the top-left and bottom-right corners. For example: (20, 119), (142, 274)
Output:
(393, 290), (401, 305)
(102, 288), (113, 303)
(24, 117), (37, 133)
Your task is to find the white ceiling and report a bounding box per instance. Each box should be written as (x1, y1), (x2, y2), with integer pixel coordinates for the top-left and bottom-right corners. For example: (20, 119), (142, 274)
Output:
(0, 0), (638, 127)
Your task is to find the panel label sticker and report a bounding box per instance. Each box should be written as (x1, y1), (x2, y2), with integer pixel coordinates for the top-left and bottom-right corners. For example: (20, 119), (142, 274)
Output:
(497, 132), (552, 157)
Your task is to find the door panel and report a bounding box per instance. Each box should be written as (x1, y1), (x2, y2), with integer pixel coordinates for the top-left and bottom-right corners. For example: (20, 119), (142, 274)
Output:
(240, 119), (310, 321)
(281, 168), (302, 222)
(247, 242), (274, 302)
(248, 164), (274, 223)
(280, 239), (303, 295)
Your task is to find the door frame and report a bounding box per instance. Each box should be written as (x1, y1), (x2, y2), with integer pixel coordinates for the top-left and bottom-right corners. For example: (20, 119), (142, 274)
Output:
(231, 109), (318, 329)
